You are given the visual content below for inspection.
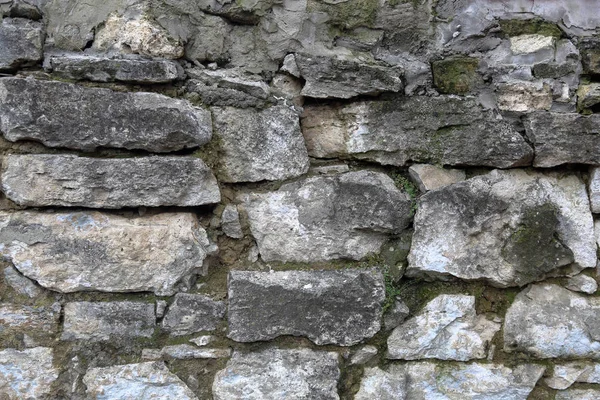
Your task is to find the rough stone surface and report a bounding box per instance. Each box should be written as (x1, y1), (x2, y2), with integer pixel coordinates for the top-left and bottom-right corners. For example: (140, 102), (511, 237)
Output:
(496, 81), (553, 112)
(162, 293), (226, 336)
(383, 298), (410, 330)
(2, 155), (221, 208)
(301, 97), (533, 168)
(577, 83), (600, 111)
(0, 211), (211, 295)
(227, 269), (385, 346)
(211, 106), (309, 182)
(0, 304), (60, 339)
(581, 37), (600, 76)
(510, 34), (555, 55)
(431, 57), (480, 95)
(83, 362), (198, 399)
(407, 169), (595, 287)
(61, 301), (156, 342)
(556, 388), (600, 400)
(155, 345), (231, 360)
(0, 18), (43, 70)
(213, 348), (340, 400)
(565, 274), (598, 294)
(221, 204), (243, 239)
(295, 53), (403, 99)
(546, 362), (600, 389)
(3, 266), (41, 298)
(45, 55), (184, 83)
(0, 347), (59, 399)
(387, 295), (500, 361)
(356, 362), (544, 400)
(0, 77), (211, 152)
(408, 164), (466, 192)
(189, 335), (215, 347)
(350, 346), (378, 366)
(589, 167), (600, 213)
(241, 170), (412, 262)
(524, 113), (600, 167)
(504, 283), (600, 358)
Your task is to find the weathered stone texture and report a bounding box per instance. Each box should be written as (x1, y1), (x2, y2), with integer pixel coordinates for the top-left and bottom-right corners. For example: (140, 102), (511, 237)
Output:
(227, 269), (385, 346)
(62, 301), (156, 342)
(213, 348), (340, 400)
(0, 18), (43, 70)
(408, 164), (465, 192)
(0, 304), (60, 339)
(2, 155), (220, 208)
(524, 113), (600, 167)
(565, 274), (598, 294)
(3, 266), (41, 298)
(221, 204), (243, 239)
(162, 293), (226, 336)
(504, 284), (600, 358)
(407, 169), (595, 287)
(546, 362), (600, 389)
(387, 294), (500, 361)
(496, 81), (553, 112)
(0, 211), (211, 295)
(0, 78), (211, 152)
(83, 362), (198, 399)
(241, 170), (412, 262)
(556, 389), (600, 400)
(0, 347), (59, 399)
(589, 167), (600, 213)
(301, 97), (533, 167)
(211, 106), (309, 182)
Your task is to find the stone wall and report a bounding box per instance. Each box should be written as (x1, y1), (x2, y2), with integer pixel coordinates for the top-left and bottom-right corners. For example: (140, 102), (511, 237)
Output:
(0, 0), (600, 399)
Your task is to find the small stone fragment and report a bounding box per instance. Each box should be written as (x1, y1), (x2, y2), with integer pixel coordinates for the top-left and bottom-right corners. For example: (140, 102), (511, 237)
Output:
(565, 274), (598, 294)
(156, 300), (168, 319)
(432, 57), (480, 95)
(211, 106), (309, 182)
(281, 53), (300, 77)
(161, 345), (231, 360)
(2, 155), (221, 208)
(546, 362), (600, 389)
(3, 266), (41, 298)
(162, 293), (226, 336)
(190, 335), (215, 347)
(383, 298), (410, 330)
(580, 37), (600, 76)
(577, 83), (600, 111)
(84, 362), (198, 399)
(350, 346), (378, 365)
(0, 347), (59, 399)
(504, 283), (600, 358)
(213, 348), (339, 400)
(0, 211), (212, 295)
(497, 81), (553, 112)
(0, 18), (43, 70)
(0, 77), (212, 152)
(408, 164), (466, 192)
(62, 301), (156, 342)
(387, 295), (500, 361)
(221, 204), (243, 239)
(0, 304), (60, 340)
(227, 269), (385, 346)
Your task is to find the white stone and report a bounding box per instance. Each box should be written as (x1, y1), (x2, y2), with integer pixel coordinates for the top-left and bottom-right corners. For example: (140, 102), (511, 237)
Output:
(510, 34), (555, 55)
(0, 347), (59, 399)
(589, 168), (600, 213)
(565, 274), (598, 294)
(546, 363), (600, 389)
(408, 164), (466, 192)
(497, 81), (553, 112)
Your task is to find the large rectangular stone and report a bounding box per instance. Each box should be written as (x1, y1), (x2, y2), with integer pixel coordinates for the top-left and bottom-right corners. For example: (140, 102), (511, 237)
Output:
(0, 77), (211, 152)
(0, 211), (211, 295)
(1, 155), (220, 208)
(227, 269), (385, 346)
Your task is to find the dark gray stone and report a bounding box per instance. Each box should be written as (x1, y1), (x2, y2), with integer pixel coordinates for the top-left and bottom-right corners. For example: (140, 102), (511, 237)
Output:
(1, 154), (221, 208)
(0, 77), (211, 152)
(0, 18), (43, 71)
(162, 293), (226, 336)
(45, 55), (185, 83)
(227, 269), (385, 346)
(524, 113), (600, 167)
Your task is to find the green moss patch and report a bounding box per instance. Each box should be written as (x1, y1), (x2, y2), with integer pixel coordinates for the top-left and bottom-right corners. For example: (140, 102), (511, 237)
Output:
(432, 57), (480, 95)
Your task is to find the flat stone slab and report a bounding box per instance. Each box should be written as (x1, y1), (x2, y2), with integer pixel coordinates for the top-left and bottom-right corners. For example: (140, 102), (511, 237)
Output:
(524, 113), (600, 167)
(0, 304), (60, 339)
(227, 269), (385, 346)
(407, 169), (596, 287)
(211, 106), (309, 182)
(162, 293), (226, 336)
(556, 388), (600, 400)
(45, 55), (185, 83)
(84, 362), (197, 399)
(0, 347), (59, 399)
(504, 283), (600, 358)
(1, 155), (221, 208)
(241, 170), (412, 262)
(0, 77), (211, 152)
(61, 301), (156, 342)
(356, 362), (544, 400)
(387, 294), (500, 361)
(213, 348), (340, 400)
(301, 97), (533, 168)
(0, 18), (43, 70)
(0, 211), (211, 295)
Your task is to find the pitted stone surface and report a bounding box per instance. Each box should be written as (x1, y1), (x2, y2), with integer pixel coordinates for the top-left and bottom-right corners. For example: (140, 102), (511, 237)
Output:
(241, 170), (412, 262)
(387, 294), (500, 361)
(301, 97), (533, 167)
(0, 18), (43, 70)
(0, 211), (211, 295)
(213, 348), (340, 400)
(211, 105), (309, 182)
(524, 113), (600, 167)
(0, 77), (211, 152)
(3, 266), (42, 298)
(62, 301), (155, 342)
(227, 269), (385, 346)
(162, 293), (226, 336)
(0, 347), (59, 399)
(2, 155), (220, 208)
(407, 169), (595, 287)
(504, 283), (600, 358)
(83, 362), (198, 399)
(0, 304), (60, 340)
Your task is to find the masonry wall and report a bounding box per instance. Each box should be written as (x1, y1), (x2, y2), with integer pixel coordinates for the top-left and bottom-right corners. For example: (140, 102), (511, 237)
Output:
(1, 0), (600, 399)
